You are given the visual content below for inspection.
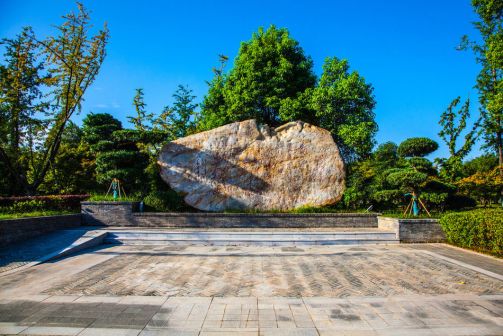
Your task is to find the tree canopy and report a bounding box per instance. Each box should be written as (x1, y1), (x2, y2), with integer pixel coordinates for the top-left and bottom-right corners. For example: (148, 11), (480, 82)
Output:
(197, 25), (377, 162)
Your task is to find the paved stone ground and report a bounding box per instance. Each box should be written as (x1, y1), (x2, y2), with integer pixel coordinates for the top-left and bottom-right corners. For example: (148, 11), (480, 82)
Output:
(42, 245), (502, 297)
(0, 243), (501, 335)
(0, 294), (502, 335)
(0, 228), (100, 274)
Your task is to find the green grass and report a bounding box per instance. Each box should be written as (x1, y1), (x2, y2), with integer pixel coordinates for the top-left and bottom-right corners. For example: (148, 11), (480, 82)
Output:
(222, 206), (370, 214)
(88, 194), (139, 202)
(0, 210), (76, 220)
(379, 211), (443, 219)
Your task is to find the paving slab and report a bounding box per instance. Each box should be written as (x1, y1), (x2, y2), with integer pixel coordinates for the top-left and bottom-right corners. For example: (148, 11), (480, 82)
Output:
(0, 228), (106, 276)
(0, 243), (501, 335)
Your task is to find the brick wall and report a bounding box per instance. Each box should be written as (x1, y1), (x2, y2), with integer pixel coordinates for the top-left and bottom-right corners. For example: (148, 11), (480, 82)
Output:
(81, 202), (379, 228)
(0, 214), (82, 246)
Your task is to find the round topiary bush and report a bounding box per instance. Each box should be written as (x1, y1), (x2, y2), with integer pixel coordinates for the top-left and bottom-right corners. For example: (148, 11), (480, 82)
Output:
(398, 137), (439, 157)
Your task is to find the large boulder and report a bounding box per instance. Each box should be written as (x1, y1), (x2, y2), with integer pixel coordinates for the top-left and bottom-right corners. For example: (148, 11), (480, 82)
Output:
(158, 119), (345, 211)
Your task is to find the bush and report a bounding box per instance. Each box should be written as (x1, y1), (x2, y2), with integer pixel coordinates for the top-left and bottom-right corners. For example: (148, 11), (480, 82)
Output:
(444, 194), (477, 210)
(143, 190), (191, 212)
(439, 209), (503, 257)
(0, 195), (89, 213)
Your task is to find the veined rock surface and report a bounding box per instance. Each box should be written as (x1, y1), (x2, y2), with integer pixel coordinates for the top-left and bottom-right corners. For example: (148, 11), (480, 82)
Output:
(158, 119), (345, 211)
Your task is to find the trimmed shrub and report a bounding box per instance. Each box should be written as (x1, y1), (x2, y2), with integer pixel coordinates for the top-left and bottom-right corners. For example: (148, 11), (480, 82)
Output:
(444, 194), (477, 210)
(0, 195), (89, 213)
(143, 190), (191, 212)
(398, 137), (438, 157)
(439, 209), (503, 256)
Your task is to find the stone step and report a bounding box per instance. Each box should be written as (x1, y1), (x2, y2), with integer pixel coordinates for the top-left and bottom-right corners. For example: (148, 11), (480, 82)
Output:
(104, 230), (399, 246)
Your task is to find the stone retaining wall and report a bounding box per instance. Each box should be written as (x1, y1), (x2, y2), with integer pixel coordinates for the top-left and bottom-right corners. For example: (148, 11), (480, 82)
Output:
(81, 202), (379, 228)
(132, 212), (379, 228)
(81, 202), (138, 226)
(0, 214), (82, 246)
(378, 217), (445, 243)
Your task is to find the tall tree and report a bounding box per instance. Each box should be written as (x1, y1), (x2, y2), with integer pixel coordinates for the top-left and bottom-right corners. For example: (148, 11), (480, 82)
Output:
(82, 113), (147, 193)
(437, 97), (481, 180)
(197, 55), (229, 131)
(30, 3), (109, 193)
(461, 0), (502, 167)
(156, 85), (197, 138)
(0, 3), (108, 194)
(128, 88), (154, 131)
(0, 28), (49, 195)
(38, 121), (95, 194)
(311, 57), (377, 162)
(198, 25), (316, 129)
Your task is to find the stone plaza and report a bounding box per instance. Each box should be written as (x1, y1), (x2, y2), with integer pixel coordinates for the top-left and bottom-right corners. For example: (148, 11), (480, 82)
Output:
(0, 229), (502, 336)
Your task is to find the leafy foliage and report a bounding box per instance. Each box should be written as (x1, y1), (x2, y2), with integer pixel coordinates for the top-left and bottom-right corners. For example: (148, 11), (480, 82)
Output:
(0, 28), (50, 195)
(461, 0), (502, 165)
(437, 97), (480, 181)
(143, 190), (191, 212)
(82, 113), (148, 193)
(310, 57), (377, 161)
(440, 208), (503, 256)
(397, 137), (439, 157)
(462, 154), (499, 176)
(456, 167), (503, 205)
(156, 85), (198, 138)
(197, 27), (377, 162)
(0, 194), (89, 213)
(0, 3), (108, 195)
(129, 88), (154, 131)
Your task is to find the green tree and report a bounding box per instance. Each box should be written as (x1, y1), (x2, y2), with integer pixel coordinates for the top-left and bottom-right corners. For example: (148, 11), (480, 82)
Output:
(82, 113), (147, 193)
(198, 25), (316, 128)
(463, 153), (499, 176)
(39, 121), (95, 194)
(129, 88), (154, 131)
(31, 3), (108, 193)
(157, 85), (197, 138)
(397, 137), (439, 157)
(197, 55), (229, 131)
(82, 112), (122, 152)
(457, 167), (503, 206)
(437, 97), (480, 180)
(461, 0), (502, 166)
(311, 57), (377, 161)
(0, 3), (108, 195)
(0, 28), (49, 195)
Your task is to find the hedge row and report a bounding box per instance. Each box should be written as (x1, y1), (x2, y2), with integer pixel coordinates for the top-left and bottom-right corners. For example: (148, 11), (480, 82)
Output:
(439, 208), (503, 257)
(0, 195), (89, 213)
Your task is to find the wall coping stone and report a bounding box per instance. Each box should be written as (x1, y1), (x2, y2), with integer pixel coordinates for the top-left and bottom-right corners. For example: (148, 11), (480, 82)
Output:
(134, 212), (381, 217)
(0, 213), (81, 223)
(81, 201), (139, 205)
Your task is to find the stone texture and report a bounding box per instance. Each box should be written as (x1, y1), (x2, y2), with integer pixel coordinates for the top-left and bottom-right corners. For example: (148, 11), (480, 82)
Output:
(158, 119), (345, 211)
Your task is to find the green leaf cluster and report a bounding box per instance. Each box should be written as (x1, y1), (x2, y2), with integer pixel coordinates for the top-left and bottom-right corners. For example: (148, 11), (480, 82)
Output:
(440, 208), (503, 256)
(198, 25), (377, 162)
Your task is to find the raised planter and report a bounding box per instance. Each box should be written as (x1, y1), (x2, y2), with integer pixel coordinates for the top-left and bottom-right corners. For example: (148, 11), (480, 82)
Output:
(81, 201), (139, 226)
(0, 214), (82, 246)
(378, 216), (445, 243)
(81, 201), (379, 228)
(132, 212), (379, 228)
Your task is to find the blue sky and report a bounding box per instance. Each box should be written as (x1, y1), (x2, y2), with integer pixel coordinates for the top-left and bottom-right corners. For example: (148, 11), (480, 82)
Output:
(0, 0), (484, 159)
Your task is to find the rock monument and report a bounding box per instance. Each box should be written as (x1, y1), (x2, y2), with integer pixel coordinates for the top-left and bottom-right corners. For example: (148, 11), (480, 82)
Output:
(158, 119), (345, 211)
